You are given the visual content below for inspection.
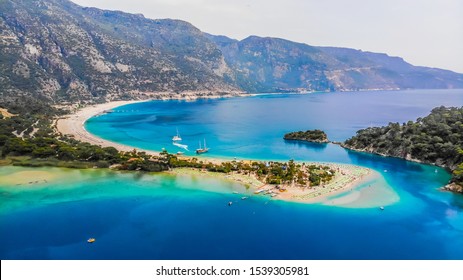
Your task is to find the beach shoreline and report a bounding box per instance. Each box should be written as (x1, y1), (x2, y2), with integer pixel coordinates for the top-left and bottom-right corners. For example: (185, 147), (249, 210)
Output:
(55, 92), (251, 154)
(168, 163), (372, 204)
(55, 98), (376, 204)
(56, 100), (154, 154)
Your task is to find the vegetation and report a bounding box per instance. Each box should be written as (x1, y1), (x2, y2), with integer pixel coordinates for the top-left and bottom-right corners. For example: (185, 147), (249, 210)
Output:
(0, 100), (165, 171)
(166, 153), (335, 187)
(343, 106), (463, 188)
(452, 150), (463, 186)
(1, 134), (171, 172)
(284, 129), (329, 143)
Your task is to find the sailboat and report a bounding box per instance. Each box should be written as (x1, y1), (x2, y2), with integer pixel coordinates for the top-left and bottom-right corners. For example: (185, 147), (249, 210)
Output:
(172, 128), (182, 141)
(196, 139), (209, 154)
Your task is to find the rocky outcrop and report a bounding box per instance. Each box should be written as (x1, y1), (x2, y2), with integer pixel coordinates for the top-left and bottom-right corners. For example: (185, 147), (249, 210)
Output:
(442, 183), (463, 194)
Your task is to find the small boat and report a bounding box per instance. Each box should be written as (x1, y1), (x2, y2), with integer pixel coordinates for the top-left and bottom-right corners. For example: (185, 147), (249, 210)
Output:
(241, 196), (248, 200)
(176, 151), (184, 155)
(228, 201), (233, 206)
(233, 191), (239, 194)
(196, 139), (209, 154)
(172, 128), (182, 142)
(379, 206), (385, 210)
(87, 238), (96, 243)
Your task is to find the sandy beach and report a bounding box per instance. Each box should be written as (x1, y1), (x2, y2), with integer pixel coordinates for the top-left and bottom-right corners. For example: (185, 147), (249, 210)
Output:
(55, 99), (377, 204)
(274, 163), (372, 202)
(169, 163), (374, 204)
(55, 98), (260, 163)
(56, 100), (159, 154)
(55, 92), (250, 154)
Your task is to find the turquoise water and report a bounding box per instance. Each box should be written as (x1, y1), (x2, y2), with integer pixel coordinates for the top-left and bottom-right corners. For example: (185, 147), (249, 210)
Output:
(1, 89), (463, 259)
(86, 89), (463, 161)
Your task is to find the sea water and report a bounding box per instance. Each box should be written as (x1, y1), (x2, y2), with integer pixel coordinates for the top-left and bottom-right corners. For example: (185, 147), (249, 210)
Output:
(1, 89), (463, 259)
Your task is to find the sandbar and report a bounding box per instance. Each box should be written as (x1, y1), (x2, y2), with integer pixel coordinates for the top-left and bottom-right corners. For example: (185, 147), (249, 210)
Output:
(0, 170), (58, 186)
(169, 163), (377, 205)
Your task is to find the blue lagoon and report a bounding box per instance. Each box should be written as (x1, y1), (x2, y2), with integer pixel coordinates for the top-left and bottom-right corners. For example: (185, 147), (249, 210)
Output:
(1, 89), (463, 259)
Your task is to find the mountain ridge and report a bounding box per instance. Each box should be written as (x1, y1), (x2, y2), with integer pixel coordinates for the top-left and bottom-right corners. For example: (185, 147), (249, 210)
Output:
(1, 0), (462, 106)
(207, 33), (463, 92)
(0, 0), (239, 105)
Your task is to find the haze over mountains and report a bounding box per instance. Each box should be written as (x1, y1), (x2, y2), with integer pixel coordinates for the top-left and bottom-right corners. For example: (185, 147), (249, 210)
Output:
(1, 0), (462, 104)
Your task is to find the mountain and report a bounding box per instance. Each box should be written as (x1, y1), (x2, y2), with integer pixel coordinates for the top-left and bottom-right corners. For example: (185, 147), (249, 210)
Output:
(205, 35), (333, 92)
(318, 47), (463, 91)
(1, 0), (462, 105)
(206, 34), (463, 92)
(0, 0), (238, 104)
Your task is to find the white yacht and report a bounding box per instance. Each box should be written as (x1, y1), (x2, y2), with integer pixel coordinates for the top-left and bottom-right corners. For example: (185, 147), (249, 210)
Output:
(172, 128), (182, 142)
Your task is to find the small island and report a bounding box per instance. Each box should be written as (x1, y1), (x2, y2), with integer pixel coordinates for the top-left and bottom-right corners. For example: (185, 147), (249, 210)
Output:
(284, 129), (329, 143)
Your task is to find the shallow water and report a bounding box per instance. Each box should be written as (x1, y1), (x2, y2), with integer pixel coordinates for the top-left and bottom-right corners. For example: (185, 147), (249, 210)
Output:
(1, 89), (463, 259)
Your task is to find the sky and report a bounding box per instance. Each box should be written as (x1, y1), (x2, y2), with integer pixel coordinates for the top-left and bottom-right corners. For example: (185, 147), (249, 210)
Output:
(72, 0), (463, 73)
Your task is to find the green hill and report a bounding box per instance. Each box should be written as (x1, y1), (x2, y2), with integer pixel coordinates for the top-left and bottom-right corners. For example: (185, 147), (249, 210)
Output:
(343, 106), (463, 190)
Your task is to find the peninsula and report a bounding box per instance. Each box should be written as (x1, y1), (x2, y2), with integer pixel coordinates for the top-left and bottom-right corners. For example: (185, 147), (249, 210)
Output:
(342, 106), (463, 193)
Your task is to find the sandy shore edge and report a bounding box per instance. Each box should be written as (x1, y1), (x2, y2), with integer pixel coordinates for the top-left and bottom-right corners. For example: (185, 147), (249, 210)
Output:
(56, 100), (154, 154)
(169, 164), (372, 204)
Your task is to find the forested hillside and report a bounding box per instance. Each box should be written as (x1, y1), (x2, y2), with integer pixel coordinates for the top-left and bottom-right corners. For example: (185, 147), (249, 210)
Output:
(343, 106), (463, 188)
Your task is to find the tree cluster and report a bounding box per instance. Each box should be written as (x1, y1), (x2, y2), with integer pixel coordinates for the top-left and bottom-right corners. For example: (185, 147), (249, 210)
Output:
(284, 129), (329, 143)
(167, 154), (335, 187)
(343, 106), (463, 186)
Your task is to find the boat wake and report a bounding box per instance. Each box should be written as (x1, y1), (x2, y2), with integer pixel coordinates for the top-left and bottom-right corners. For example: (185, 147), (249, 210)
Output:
(173, 142), (189, 151)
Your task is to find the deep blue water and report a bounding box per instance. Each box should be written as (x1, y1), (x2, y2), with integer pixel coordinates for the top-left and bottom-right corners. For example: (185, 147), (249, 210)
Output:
(1, 89), (463, 259)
